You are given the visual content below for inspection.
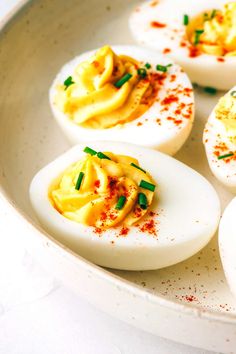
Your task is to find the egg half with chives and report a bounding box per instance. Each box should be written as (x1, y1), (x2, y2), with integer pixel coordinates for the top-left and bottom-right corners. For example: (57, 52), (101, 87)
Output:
(49, 45), (194, 156)
(30, 141), (220, 271)
(130, 0), (236, 90)
(204, 86), (236, 191)
(219, 197), (236, 298)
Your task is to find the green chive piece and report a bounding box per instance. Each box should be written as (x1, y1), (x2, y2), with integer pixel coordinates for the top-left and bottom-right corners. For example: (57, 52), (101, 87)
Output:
(114, 73), (132, 88)
(194, 29), (204, 45)
(130, 162), (146, 173)
(217, 153), (234, 160)
(115, 195), (126, 210)
(138, 193), (148, 210)
(211, 9), (217, 19)
(97, 152), (111, 160)
(64, 76), (74, 89)
(137, 68), (147, 78)
(156, 64), (172, 72)
(139, 180), (156, 192)
(230, 90), (236, 97)
(75, 172), (84, 190)
(203, 13), (209, 21)
(145, 63), (151, 69)
(83, 146), (97, 155)
(183, 14), (189, 26)
(204, 86), (217, 95)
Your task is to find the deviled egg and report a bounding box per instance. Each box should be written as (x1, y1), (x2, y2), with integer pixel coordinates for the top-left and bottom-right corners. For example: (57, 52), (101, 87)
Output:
(130, 0), (236, 90)
(204, 86), (236, 191)
(50, 45), (194, 155)
(219, 197), (236, 297)
(30, 141), (220, 271)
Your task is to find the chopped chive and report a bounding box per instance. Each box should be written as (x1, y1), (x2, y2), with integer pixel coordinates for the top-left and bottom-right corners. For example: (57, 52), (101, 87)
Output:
(115, 195), (126, 210)
(230, 90), (236, 97)
(64, 76), (74, 89)
(203, 13), (209, 21)
(130, 162), (146, 173)
(83, 146), (97, 155)
(183, 14), (189, 26)
(204, 86), (217, 95)
(194, 29), (204, 45)
(217, 153), (234, 160)
(137, 68), (147, 78)
(211, 9), (217, 19)
(75, 172), (84, 190)
(156, 63), (172, 72)
(97, 152), (111, 160)
(145, 62), (151, 69)
(114, 73), (132, 88)
(138, 193), (148, 210)
(139, 180), (156, 192)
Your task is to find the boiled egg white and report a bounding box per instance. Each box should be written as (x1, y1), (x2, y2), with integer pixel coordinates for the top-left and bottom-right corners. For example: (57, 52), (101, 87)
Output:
(30, 141), (220, 271)
(204, 86), (236, 192)
(49, 45), (194, 156)
(129, 0), (236, 90)
(219, 197), (236, 298)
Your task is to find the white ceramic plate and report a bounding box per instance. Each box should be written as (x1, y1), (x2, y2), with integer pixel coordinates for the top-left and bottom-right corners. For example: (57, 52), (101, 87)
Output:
(0, 1), (236, 352)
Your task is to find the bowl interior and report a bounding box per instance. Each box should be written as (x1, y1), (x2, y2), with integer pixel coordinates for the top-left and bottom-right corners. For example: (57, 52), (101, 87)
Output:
(1, 0), (236, 315)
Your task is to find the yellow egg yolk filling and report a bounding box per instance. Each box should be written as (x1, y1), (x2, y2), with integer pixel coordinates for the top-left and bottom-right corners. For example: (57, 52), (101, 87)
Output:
(49, 149), (156, 229)
(187, 2), (236, 56)
(54, 46), (158, 129)
(215, 91), (236, 144)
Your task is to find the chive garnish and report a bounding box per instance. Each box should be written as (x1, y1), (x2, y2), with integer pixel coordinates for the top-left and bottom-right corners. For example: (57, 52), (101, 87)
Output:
(203, 13), (208, 21)
(114, 73), (132, 88)
(138, 193), (148, 210)
(194, 29), (204, 45)
(211, 9), (217, 19)
(97, 152), (111, 160)
(130, 162), (146, 173)
(64, 76), (74, 89)
(183, 14), (189, 26)
(83, 146), (97, 155)
(115, 195), (126, 210)
(139, 180), (156, 192)
(75, 172), (84, 190)
(145, 63), (151, 69)
(137, 68), (147, 78)
(217, 153), (234, 160)
(204, 86), (217, 95)
(231, 91), (236, 97)
(156, 64), (172, 72)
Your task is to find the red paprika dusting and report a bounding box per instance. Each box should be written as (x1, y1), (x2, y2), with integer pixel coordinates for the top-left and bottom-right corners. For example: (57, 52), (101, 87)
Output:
(167, 116), (183, 126)
(163, 48), (171, 54)
(170, 74), (176, 82)
(139, 218), (158, 236)
(217, 57), (225, 62)
(92, 60), (100, 68)
(161, 94), (179, 105)
(151, 21), (166, 28)
(188, 45), (200, 58)
(94, 180), (100, 188)
(180, 41), (187, 47)
(137, 122), (143, 126)
(119, 227), (130, 237)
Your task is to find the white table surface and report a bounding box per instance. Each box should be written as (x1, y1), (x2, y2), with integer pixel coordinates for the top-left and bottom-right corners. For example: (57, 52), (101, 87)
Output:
(0, 1), (217, 353)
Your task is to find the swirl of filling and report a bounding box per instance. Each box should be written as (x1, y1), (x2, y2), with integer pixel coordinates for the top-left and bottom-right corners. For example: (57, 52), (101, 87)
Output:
(215, 91), (236, 144)
(54, 46), (158, 129)
(50, 149), (156, 229)
(187, 2), (236, 56)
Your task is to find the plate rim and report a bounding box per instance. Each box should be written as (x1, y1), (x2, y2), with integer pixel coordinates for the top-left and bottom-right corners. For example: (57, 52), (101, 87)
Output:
(1, 0), (236, 327)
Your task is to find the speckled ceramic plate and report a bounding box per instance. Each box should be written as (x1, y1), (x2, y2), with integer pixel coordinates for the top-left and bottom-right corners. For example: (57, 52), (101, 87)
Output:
(0, 1), (236, 352)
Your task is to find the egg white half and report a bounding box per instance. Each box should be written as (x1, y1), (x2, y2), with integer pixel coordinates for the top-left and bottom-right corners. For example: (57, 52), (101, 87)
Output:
(219, 197), (236, 298)
(204, 86), (236, 192)
(30, 141), (220, 271)
(130, 0), (236, 90)
(49, 45), (194, 156)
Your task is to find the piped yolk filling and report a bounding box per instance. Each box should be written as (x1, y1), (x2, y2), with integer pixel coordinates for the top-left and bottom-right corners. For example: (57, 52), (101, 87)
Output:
(215, 92), (236, 144)
(187, 2), (236, 56)
(49, 149), (156, 229)
(54, 46), (158, 129)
